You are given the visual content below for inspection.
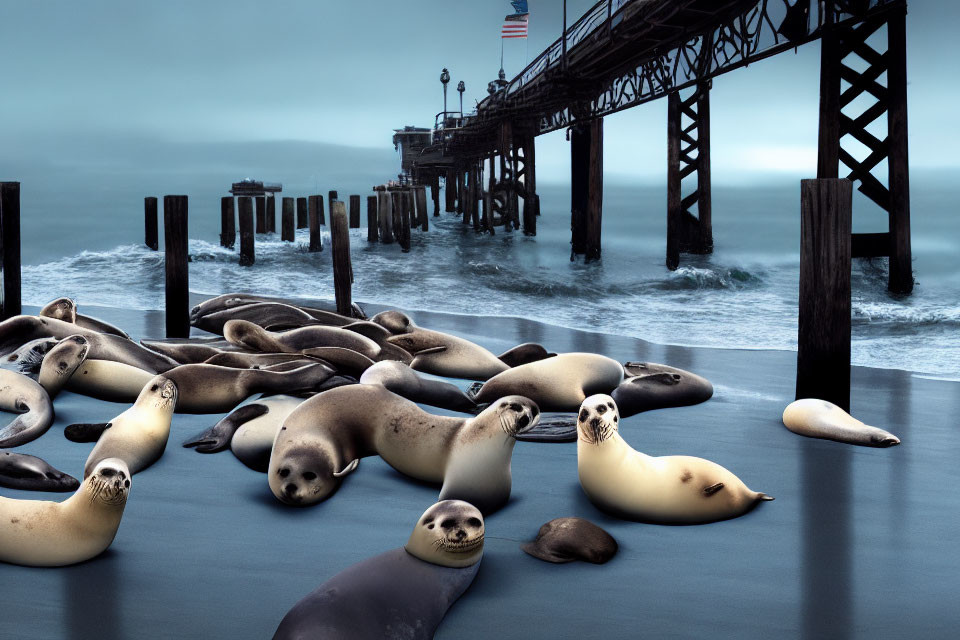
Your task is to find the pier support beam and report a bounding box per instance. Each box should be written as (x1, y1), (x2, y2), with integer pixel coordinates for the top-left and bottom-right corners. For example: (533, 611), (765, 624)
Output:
(444, 170), (456, 213)
(349, 195), (361, 229)
(570, 119), (603, 260)
(431, 174), (440, 217)
(817, 0), (912, 294)
(163, 195), (189, 338)
(281, 197), (295, 241)
(518, 132), (538, 236)
(220, 197), (235, 248)
(367, 195), (379, 242)
(308, 195), (323, 252)
(255, 196), (265, 234)
(499, 121), (517, 231)
(797, 178), (852, 411)
(266, 196), (276, 233)
(238, 197), (254, 266)
(0, 182), (21, 319)
(666, 82), (713, 270)
(144, 196), (158, 251)
(330, 201), (352, 316)
(296, 197), (308, 229)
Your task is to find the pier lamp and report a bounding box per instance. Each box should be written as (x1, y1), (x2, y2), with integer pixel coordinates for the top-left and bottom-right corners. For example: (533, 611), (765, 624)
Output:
(457, 81), (465, 117)
(440, 68), (451, 117)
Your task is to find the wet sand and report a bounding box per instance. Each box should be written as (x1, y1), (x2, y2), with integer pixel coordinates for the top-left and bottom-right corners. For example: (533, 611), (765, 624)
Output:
(1, 299), (958, 639)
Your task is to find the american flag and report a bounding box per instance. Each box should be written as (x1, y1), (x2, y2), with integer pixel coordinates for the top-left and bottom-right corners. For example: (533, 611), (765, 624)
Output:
(502, 12), (529, 39)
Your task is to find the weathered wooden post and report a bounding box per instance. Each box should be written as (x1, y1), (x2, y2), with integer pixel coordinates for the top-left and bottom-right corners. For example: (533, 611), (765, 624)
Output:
(349, 195), (361, 229)
(390, 191), (402, 243)
(308, 195), (323, 252)
(0, 182), (22, 319)
(445, 170), (456, 212)
(296, 197), (308, 229)
(255, 196), (266, 234)
(796, 178), (852, 411)
(523, 195), (539, 236)
(330, 201), (352, 316)
(163, 195), (189, 338)
(455, 169), (464, 218)
(399, 193), (411, 252)
(415, 186), (428, 231)
(570, 124), (589, 256)
(521, 133), (538, 236)
(378, 190), (393, 244)
(431, 174), (440, 217)
(666, 92), (681, 270)
(144, 196), (159, 250)
(584, 118), (603, 262)
(266, 196), (276, 233)
(281, 197), (295, 241)
(238, 197), (255, 266)
(367, 195), (379, 242)
(462, 168), (473, 226)
(327, 190), (337, 226)
(485, 154), (496, 235)
(220, 197), (235, 248)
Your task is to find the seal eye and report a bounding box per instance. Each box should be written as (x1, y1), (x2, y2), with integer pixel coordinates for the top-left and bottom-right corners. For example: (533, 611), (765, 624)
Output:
(441, 519), (457, 529)
(302, 471), (317, 481)
(278, 468), (290, 478)
(467, 518), (481, 528)
(101, 468), (116, 478)
(124, 480), (130, 488)
(597, 405), (607, 415)
(578, 409), (589, 422)
(151, 385), (159, 392)
(58, 361), (68, 369)
(509, 403), (522, 412)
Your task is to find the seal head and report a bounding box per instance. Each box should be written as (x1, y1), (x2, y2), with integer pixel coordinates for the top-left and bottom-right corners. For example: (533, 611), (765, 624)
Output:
(577, 394), (620, 445)
(405, 500), (484, 568)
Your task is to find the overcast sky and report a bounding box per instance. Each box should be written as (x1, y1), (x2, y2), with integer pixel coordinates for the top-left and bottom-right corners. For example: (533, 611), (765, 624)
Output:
(0, 0), (955, 184)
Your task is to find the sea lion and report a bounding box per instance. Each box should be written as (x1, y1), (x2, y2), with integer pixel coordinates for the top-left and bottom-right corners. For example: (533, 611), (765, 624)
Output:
(203, 352), (324, 370)
(0, 457), (131, 567)
(66, 361), (334, 413)
(273, 500), (482, 640)
(0, 370), (55, 448)
(359, 361), (476, 412)
(611, 361), (714, 417)
(470, 352), (624, 412)
(224, 319), (382, 361)
(0, 337), (58, 373)
(521, 517), (618, 564)
(0, 315), (176, 373)
(79, 376), (177, 478)
(269, 386), (538, 513)
(1, 334), (89, 397)
(577, 394), (773, 524)
(782, 399), (901, 447)
(190, 293), (360, 326)
(372, 310), (508, 380)
(192, 302), (328, 335)
(498, 343), (557, 367)
(0, 451), (79, 492)
(38, 297), (131, 339)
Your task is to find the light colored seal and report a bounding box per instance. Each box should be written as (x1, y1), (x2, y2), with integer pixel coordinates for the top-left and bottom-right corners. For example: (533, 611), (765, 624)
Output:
(1, 334), (89, 397)
(80, 375), (178, 478)
(272, 500), (482, 640)
(224, 319), (382, 361)
(577, 394), (773, 524)
(268, 385), (539, 513)
(0, 451), (79, 492)
(359, 360), (476, 412)
(0, 370), (55, 448)
(782, 399), (900, 447)
(0, 457), (131, 567)
(471, 352), (624, 412)
(372, 310), (509, 380)
(39, 297), (131, 339)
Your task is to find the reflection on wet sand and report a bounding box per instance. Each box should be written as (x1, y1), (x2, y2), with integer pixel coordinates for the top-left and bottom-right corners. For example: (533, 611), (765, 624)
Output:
(64, 551), (123, 640)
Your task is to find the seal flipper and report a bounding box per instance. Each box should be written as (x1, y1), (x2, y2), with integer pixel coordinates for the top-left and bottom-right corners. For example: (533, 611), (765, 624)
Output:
(702, 482), (725, 497)
(332, 458), (359, 477)
(182, 403), (269, 453)
(412, 345), (447, 356)
(64, 422), (112, 443)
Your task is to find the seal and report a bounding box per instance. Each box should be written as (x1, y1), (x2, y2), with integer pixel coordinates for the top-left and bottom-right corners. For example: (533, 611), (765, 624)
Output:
(38, 297), (130, 339)
(611, 361), (714, 417)
(577, 394), (773, 524)
(498, 343), (557, 367)
(0, 457), (131, 567)
(372, 310), (509, 380)
(224, 319), (382, 361)
(273, 500), (483, 640)
(521, 517), (618, 564)
(359, 361), (476, 412)
(0, 451), (80, 492)
(269, 386), (538, 513)
(190, 293), (361, 326)
(782, 399), (901, 447)
(192, 302), (326, 335)
(470, 352), (624, 412)
(1, 334), (89, 398)
(0, 370), (55, 448)
(79, 376), (178, 478)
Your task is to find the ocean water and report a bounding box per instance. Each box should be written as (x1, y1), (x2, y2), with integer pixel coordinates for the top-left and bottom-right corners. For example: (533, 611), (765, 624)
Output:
(13, 172), (960, 378)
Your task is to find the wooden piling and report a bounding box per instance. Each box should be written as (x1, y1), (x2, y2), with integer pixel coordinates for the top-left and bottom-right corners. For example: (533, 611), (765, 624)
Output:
(431, 174), (440, 216)
(281, 197), (295, 241)
(144, 196), (159, 250)
(255, 196), (266, 234)
(522, 134), (538, 236)
(486, 155), (496, 235)
(523, 194), (539, 236)
(886, 5), (912, 295)
(367, 195), (379, 242)
(470, 164), (480, 230)
(391, 191), (402, 243)
(415, 186), (428, 231)
(296, 197), (308, 229)
(445, 170), (456, 212)
(308, 195), (323, 252)
(455, 170), (464, 218)
(163, 195), (189, 338)
(347, 195), (359, 229)
(666, 93), (681, 270)
(585, 118), (604, 262)
(330, 201), (352, 316)
(0, 182), (22, 319)
(238, 197), (255, 266)
(462, 168), (473, 225)
(796, 178), (852, 411)
(570, 124), (589, 255)
(220, 197), (235, 248)
(266, 196), (276, 233)
(696, 86), (713, 253)
(378, 190), (393, 244)
(399, 193), (411, 252)
(327, 191), (337, 226)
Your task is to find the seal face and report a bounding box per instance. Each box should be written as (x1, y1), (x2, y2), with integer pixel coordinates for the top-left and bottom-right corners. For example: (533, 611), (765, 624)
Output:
(521, 517), (618, 564)
(405, 500), (485, 568)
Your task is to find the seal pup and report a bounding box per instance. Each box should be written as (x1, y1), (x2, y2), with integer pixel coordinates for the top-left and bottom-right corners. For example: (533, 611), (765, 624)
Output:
(359, 361), (476, 412)
(269, 386), (538, 513)
(273, 500), (483, 640)
(0, 451), (79, 492)
(577, 394), (773, 524)
(372, 310), (509, 380)
(470, 352), (624, 412)
(521, 517), (618, 564)
(79, 376), (178, 478)
(611, 361), (714, 417)
(498, 343), (557, 367)
(0, 458), (131, 567)
(38, 297), (130, 339)
(782, 399), (900, 447)
(224, 319), (382, 361)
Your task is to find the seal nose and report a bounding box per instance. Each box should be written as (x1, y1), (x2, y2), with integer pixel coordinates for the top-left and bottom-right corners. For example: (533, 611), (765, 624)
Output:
(455, 529), (466, 541)
(284, 483), (298, 497)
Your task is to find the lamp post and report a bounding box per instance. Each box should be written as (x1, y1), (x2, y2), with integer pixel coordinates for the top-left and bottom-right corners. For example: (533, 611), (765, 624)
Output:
(457, 81), (465, 117)
(440, 68), (451, 119)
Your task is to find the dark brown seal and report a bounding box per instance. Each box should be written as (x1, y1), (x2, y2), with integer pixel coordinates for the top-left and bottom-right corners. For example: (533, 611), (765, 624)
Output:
(521, 517), (618, 564)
